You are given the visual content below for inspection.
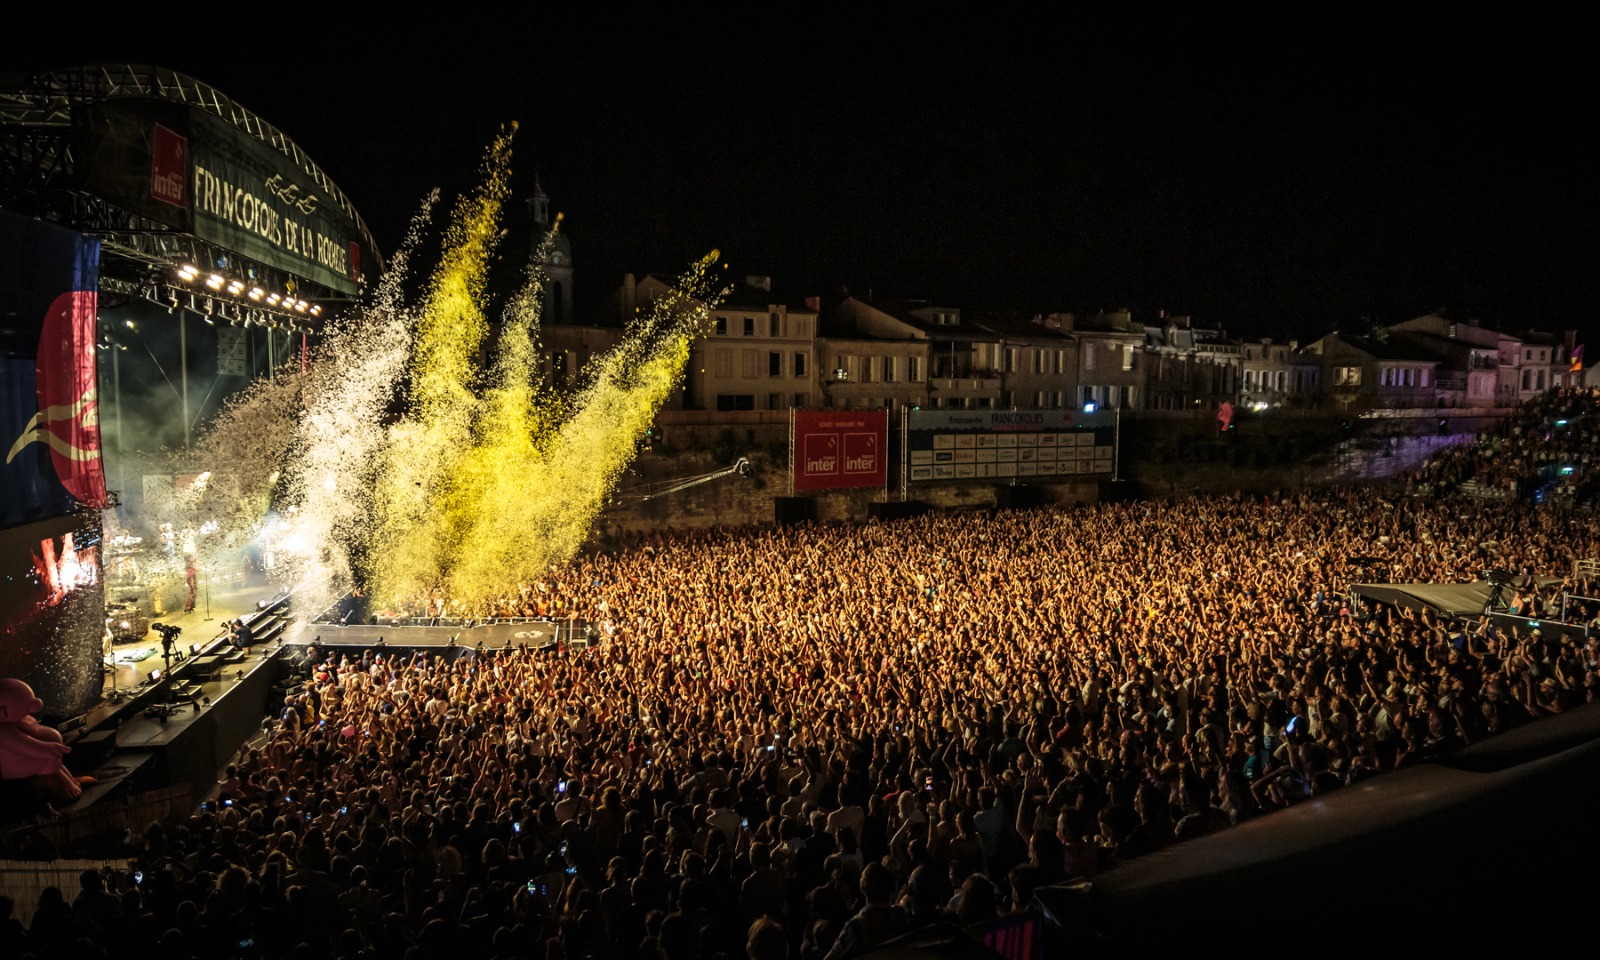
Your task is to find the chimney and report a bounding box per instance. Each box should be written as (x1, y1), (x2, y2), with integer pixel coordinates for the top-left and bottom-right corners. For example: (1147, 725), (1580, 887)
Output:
(804, 296), (821, 312)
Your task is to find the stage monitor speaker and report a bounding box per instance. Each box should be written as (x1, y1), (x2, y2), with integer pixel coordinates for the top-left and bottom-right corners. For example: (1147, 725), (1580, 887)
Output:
(70, 729), (117, 770)
(993, 484), (1045, 510)
(1098, 479), (1139, 503)
(773, 496), (813, 525)
(868, 501), (928, 521)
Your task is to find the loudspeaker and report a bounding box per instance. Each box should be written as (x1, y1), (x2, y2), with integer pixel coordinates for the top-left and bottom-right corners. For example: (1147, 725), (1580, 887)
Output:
(993, 484), (1045, 510)
(1098, 479), (1140, 503)
(70, 729), (117, 770)
(773, 497), (813, 525)
(868, 501), (928, 520)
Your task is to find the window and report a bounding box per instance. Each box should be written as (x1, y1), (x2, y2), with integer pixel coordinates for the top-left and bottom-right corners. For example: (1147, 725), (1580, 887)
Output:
(861, 358), (875, 383)
(716, 394), (755, 411)
(909, 356), (924, 382)
(1334, 366), (1362, 386)
(1056, 350), (1067, 375)
(1004, 347), (1018, 373)
(1420, 369), (1429, 388)
(768, 392), (783, 410)
(1122, 345), (1134, 371)
(770, 313), (781, 337)
(769, 352), (782, 377)
(714, 316), (727, 335)
(744, 317), (755, 336)
(742, 350), (760, 378)
(1084, 342), (1096, 370)
(884, 357), (898, 382)
(794, 393), (806, 408)
(1034, 390), (1048, 407)
(794, 352), (807, 378)
(714, 348), (732, 378)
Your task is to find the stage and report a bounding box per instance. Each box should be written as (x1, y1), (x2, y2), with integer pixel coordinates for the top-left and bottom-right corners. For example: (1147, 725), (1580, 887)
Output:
(280, 617), (564, 650)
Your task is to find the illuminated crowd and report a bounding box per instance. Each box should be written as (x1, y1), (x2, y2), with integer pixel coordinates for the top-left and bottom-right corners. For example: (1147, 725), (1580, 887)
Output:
(1412, 387), (1600, 502)
(10, 392), (1600, 960)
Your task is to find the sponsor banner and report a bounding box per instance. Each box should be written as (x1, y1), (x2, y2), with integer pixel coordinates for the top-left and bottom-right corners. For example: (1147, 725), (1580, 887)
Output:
(906, 408), (1115, 482)
(1, 212), (108, 526)
(150, 122), (189, 208)
(793, 410), (888, 492)
(907, 409), (1114, 432)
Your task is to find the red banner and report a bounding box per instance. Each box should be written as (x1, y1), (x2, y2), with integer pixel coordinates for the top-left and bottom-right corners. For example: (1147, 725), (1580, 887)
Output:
(31, 291), (108, 508)
(149, 122), (188, 208)
(793, 410), (888, 492)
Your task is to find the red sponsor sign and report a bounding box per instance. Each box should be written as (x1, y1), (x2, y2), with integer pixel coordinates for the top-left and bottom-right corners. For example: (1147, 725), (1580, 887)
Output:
(793, 410), (888, 492)
(149, 123), (188, 208)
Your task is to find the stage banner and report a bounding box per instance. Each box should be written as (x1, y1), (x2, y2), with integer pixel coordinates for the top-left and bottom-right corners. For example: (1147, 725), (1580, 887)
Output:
(793, 410), (888, 492)
(80, 101), (364, 295)
(1, 212), (108, 527)
(189, 109), (363, 295)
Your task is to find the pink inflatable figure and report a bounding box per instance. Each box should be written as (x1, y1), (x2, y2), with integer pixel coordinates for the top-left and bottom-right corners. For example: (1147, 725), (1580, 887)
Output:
(0, 678), (88, 805)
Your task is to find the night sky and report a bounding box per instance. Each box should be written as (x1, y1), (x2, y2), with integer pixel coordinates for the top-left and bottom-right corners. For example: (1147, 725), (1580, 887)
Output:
(17, 25), (1597, 345)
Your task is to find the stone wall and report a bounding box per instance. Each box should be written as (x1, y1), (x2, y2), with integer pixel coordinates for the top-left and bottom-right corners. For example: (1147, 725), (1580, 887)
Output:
(591, 410), (1506, 535)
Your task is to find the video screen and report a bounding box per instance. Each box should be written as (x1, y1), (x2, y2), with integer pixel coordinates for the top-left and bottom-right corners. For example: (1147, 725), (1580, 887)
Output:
(0, 512), (106, 720)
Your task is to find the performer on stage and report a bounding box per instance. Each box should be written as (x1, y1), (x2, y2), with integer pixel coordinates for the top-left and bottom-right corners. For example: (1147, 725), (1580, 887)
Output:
(184, 557), (198, 613)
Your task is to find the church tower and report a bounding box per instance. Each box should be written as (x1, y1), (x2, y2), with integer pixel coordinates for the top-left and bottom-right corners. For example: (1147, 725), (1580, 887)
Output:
(529, 178), (575, 325)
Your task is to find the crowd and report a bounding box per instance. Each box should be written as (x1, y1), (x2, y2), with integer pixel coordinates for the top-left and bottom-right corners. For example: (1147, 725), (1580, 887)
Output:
(6, 393), (1600, 960)
(1413, 387), (1600, 502)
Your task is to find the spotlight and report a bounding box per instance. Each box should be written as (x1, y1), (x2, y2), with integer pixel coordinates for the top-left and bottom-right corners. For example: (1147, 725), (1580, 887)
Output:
(205, 274), (225, 290)
(248, 287), (265, 301)
(177, 263), (200, 282)
(226, 279), (245, 295)
(294, 300), (309, 313)
(266, 293), (282, 306)
(309, 304), (322, 317)
(1082, 401), (1098, 413)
